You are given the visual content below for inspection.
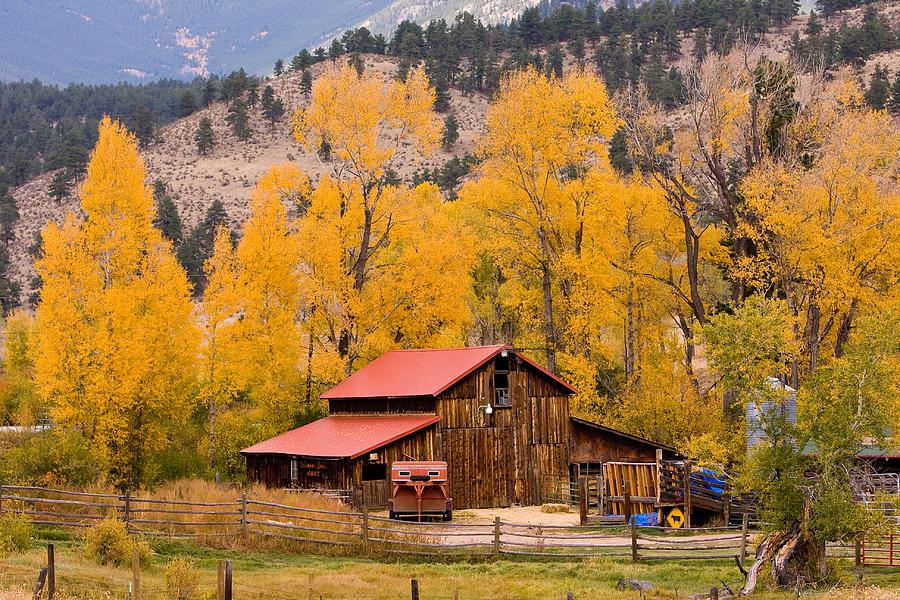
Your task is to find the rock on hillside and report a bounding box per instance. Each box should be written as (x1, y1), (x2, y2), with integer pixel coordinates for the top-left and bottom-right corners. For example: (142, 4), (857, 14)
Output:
(9, 55), (488, 302)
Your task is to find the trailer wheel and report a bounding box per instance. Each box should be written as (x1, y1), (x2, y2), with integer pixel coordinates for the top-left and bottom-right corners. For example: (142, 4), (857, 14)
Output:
(389, 509), (397, 520)
(442, 509), (452, 521)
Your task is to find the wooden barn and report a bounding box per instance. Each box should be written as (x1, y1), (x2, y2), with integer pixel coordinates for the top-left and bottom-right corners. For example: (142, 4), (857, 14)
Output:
(242, 345), (680, 510)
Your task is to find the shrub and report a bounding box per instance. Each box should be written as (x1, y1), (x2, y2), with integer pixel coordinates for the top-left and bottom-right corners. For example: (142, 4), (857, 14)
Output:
(165, 557), (200, 600)
(0, 511), (33, 554)
(84, 518), (152, 567)
(0, 430), (102, 487)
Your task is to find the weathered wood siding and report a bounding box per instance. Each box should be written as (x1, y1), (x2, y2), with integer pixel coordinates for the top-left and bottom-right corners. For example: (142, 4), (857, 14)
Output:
(437, 355), (571, 508)
(328, 396), (436, 415)
(568, 419), (678, 464)
(245, 425), (440, 508)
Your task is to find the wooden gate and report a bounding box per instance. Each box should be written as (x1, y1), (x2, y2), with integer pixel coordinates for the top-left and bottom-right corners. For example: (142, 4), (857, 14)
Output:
(863, 533), (900, 566)
(602, 462), (657, 515)
(352, 480), (390, 508)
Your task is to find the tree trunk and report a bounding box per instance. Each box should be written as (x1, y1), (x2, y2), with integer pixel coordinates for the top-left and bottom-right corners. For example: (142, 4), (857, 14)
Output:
(625, 279), (635, 382)
(741, 530), (828, 595)
(542, 259), (557, 374)
(834, 298), (858, 359)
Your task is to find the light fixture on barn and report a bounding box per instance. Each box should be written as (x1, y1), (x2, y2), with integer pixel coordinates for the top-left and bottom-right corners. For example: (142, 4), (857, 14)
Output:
(478, 404), (493, 415)
(500, 347), (508, 358)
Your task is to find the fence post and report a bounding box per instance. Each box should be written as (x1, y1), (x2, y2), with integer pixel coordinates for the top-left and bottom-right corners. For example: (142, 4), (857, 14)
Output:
(307, 573), (315, 600)
(493, 516), (501, 555)
(224, 560), (232, 600)
(655, 449), (663, 524)
(682, 460), (692, 529)
(710, 586), (719, 600)
(124, 490), (131, 530)
(361, 507), (369, 541)
(0, 481), (4, 515)
(47, 544), (55, 600)
(855, 538), (862, 566)
(578, 477), (588, 526)
(217, 560), (225, 600)
(132, 547), (140, 600)
(740, 513), (749, 565)
(630, 519), (639, 563)
(566, 593), (574, 600)
(32, 567), (47, 600)
(410, 579), (419, 600)
(623, 479), (632, 525)
(453, 591), (459, 600)
(597, 474), (604, 516)
(240, 492), (248, 538)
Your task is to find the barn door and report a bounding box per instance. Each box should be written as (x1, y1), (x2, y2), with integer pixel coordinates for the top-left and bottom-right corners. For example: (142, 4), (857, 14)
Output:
(445, 427), (513, 509)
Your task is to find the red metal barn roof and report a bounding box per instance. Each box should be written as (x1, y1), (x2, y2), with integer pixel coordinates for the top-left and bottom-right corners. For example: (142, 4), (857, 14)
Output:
(320, 345), (577, 400)
(240, 415), (440, 459)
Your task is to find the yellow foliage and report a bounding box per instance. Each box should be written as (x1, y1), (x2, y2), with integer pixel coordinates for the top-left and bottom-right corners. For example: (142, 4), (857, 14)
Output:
(33, 117), (198, 489)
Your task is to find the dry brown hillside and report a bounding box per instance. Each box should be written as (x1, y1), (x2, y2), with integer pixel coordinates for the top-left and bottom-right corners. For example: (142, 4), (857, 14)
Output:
(8, 55), (488, 300)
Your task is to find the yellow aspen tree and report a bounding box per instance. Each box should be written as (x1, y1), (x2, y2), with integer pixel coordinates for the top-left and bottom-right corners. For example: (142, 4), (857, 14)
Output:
(0, 309), (40, 426)
(292, 63), (469, 375)
(231, 164), (306, 427)
(33, 117), (198, 490)
(459, 68), (619, 374)
(199, 226), (240, 470)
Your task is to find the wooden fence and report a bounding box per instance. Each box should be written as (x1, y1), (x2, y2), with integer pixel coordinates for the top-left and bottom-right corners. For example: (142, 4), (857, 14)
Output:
(0, 484), (770, 562)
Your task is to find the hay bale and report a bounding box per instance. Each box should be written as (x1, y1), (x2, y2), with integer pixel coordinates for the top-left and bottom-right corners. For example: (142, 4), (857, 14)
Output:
(540, 503), (572, 514)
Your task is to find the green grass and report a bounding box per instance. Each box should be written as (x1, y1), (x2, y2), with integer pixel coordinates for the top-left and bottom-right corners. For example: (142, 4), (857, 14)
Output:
(1, 530), (898, 599)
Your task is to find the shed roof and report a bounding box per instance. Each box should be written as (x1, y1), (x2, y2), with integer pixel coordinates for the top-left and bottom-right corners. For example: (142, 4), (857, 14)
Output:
(240, 415), (440, 459)
(570, 416), (680, 455)
(321, 344), (577, 400)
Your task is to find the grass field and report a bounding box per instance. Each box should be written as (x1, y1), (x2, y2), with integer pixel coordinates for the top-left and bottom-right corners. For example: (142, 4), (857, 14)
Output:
(2, 528), (900, 600)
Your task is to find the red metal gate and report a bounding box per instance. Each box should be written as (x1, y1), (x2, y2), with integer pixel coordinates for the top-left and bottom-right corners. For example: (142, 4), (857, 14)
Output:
(863, 533), (900, 566)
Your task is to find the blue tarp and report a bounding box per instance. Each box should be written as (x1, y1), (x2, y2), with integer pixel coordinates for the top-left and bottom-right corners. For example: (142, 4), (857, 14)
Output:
(694, 467), (725, 496)
(605, 513), (659, 526)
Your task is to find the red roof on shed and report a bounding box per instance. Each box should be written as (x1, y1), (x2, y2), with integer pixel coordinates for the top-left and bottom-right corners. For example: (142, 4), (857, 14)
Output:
(239, 415), (440, 459)
(320, 345), (576, 400)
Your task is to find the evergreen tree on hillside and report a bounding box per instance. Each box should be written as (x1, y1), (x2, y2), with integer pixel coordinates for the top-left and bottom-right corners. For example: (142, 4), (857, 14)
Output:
(221, 69), (248, 102)
(202, 79), (218, 107)
(152, 180), (183, 246)
(0, 185), (19, 246)
(300, 70), (313, 96)
(48, 171), (73, 204)
(261, 86), (285, 127)
(246, 79), (260, 107)
(128, 106), (155, 148)
(226, 100), (252, 141)
(177, 200), (230, 294)
(177, 90), (198, 118)
(546, 43), (564, 78)
(347, 52), (364, 75)
(291, 49), (315, 71)
(442, 114), (459, 150)
(274, 59), (284, 76)
(866, 64), (891, 110)
(194, 117), (216, 155)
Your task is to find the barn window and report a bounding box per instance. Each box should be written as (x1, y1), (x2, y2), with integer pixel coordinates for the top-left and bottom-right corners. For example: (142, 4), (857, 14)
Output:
(290, 459), (299, 481)
(362, 463), (387, 481)
(494, 370), (510, 407)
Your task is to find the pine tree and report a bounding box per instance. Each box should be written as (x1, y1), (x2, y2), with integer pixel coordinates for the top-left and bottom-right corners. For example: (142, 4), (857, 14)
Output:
(347, 52), (364, 75)
(865, 64), (891, 110)
(178, 200), (230, 293)
(546, 43), (564, 78)
(226, 100), (252, 140)
(177, 90), (198, 118)
(274, 58), (284, 76)
(0, 186), (19, 245)
(889, 72), (900, 114)
(693, 27), (709, 61)
(246, 78), (260, 107)
(262, 97), (285, 127)
(128, 105), (155, 148)
(442, 114), (459, 150)
(300, 70), (313, 96)
(48, 170), (72, 204)
(202, 79), (218, 107)
(152, 180), (183, 246)
(194, 117), (216, 155)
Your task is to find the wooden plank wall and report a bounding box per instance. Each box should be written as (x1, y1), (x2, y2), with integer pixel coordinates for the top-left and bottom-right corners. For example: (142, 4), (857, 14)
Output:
(602, 462), (657, 514)
(437, 356), (571, 508)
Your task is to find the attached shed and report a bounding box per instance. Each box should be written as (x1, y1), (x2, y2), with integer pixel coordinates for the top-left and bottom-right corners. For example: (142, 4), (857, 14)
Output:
(243, 345), (577, 509)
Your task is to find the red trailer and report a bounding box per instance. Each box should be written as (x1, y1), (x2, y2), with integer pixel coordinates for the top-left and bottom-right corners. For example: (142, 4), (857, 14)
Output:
(388, 461), (452, 521)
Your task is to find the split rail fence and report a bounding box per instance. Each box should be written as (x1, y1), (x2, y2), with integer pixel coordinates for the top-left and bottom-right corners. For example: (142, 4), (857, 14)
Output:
(0, 484), (860, 563)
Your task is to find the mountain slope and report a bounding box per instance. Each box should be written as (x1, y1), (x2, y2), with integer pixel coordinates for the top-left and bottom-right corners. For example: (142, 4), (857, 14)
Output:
(0, 1), (394, 85)
(356, 0), (540, 37)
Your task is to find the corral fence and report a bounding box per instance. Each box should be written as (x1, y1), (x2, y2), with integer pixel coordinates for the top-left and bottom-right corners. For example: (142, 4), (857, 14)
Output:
(0, 484), (867, 564)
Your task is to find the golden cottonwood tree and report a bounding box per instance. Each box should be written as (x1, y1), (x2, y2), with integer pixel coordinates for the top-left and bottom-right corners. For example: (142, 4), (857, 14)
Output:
(292, 63), (470, 374)
(34, 117), (198, 490)
(740, 79), (900, 382)
(459, 68), (619, 374)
